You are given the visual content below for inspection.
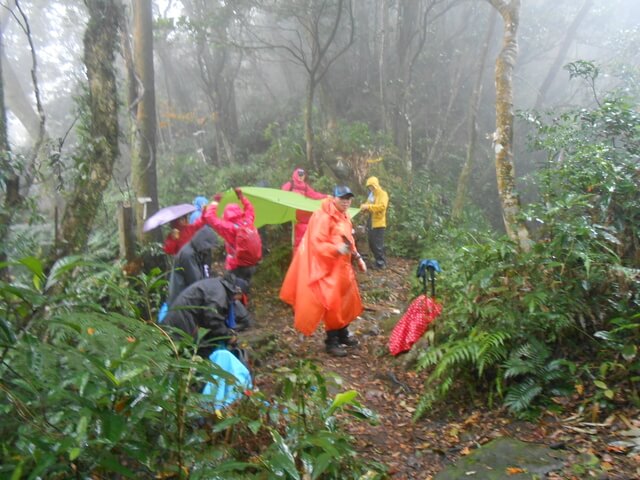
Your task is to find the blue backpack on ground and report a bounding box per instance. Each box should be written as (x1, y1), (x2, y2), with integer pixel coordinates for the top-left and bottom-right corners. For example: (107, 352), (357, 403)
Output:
(202, 349), (252, 410)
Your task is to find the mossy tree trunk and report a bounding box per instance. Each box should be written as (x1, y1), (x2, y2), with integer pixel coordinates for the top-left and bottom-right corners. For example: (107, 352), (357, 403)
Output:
(131, 0), (160, 244)
(487, 0), (531, 251)
(55, 0), (121, 259)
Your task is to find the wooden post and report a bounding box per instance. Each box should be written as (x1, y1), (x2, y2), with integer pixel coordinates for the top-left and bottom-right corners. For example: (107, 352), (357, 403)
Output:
(117, 202), (136, 262)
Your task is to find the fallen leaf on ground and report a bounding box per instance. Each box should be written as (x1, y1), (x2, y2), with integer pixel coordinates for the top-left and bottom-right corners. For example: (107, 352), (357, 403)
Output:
(506, 467), (525, 474)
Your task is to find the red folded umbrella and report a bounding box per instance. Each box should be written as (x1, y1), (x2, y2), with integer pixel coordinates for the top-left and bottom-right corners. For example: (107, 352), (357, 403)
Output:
(388, 294), (442, 355)
(389, 259), (443, 356)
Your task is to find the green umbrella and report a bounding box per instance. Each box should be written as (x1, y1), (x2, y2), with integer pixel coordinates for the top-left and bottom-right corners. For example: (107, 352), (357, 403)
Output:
(216, 187), (361, 228)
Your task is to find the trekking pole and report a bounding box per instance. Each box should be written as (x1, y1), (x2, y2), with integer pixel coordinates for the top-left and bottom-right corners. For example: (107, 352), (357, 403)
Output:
(421, 267), (428, 296)
(417, 259), (440, 298)
(428, 265), (436, 299)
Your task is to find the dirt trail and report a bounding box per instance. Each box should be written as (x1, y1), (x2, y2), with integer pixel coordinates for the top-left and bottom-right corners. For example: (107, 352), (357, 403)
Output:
(247, 257), (640, 479)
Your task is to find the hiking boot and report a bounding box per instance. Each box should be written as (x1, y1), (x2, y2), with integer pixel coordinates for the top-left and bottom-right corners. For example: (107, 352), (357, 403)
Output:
(339, 334), (359, 347)
(326, 343), (348, 357)
(337, 326), (359, 348)
(325, 330), (348, 357)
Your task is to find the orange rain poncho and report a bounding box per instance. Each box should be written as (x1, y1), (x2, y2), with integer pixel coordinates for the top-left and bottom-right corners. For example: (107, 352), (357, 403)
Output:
(280, 198), (364, 335)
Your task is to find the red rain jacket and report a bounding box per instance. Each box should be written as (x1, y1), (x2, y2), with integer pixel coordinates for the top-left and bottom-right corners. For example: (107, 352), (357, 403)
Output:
(281, 169), (327, 248)
(202, 196), (257, 271)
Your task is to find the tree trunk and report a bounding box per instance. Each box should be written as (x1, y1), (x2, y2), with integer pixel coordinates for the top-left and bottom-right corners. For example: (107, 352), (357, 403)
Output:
(305, 80), (317, 169)
(56, 0), (121, 259)
(131, 0), (160, 244)
(424, 59), (464, 169)
(319, 75), (338, 131)
(391, 0), (420, 158)
(0, 31), (16, 279)
(487, 0), (531, 251)
(453, 9), (497, 219)
(378, 0), (390, 133)
(535, 0), (593, 109)
(184, 0), (239, 166)
(1, 58), (41, 142)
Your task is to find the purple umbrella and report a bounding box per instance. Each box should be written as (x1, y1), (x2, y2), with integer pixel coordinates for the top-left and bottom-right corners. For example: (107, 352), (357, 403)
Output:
(143, 203), (196, 232)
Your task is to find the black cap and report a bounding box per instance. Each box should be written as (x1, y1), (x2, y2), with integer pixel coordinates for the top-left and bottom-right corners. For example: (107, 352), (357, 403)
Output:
(333, 186), (354, 198)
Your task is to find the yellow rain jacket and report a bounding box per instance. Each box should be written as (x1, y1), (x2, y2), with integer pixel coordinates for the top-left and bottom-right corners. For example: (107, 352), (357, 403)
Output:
(363, 177), (389, 228)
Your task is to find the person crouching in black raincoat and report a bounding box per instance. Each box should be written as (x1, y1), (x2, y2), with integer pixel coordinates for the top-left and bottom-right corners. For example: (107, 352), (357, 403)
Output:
(167, 225), (218, 306)
(163, 273), (250, 358)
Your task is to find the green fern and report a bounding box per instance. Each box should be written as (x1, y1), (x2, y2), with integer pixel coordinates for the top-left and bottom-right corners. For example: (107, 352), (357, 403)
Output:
(414, 328), (511, 419)
(504, 378), (543, 413)
(503, 339), (575, 414)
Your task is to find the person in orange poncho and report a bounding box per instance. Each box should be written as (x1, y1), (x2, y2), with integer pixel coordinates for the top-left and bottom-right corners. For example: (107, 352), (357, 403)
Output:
(280, 186), (367, 357)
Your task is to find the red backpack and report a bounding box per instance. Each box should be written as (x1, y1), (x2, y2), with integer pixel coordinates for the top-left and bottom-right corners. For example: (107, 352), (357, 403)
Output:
(234, 223), (262, 266)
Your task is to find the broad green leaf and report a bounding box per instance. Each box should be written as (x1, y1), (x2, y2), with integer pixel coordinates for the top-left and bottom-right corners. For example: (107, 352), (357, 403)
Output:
(211, 416), (242, 433)
(68, 447), (81, 461)
(97, 453), (136, 478)
(269, 429), (300, 480)
(76, 415), (89, 443)
(327, 390), (358, 415)
(10, 461), (24, 480)
(311, 452), (333, 480)
(622, 344), (637, 361)
(18, 257), (44, 281)
(104, 413), (126, 443)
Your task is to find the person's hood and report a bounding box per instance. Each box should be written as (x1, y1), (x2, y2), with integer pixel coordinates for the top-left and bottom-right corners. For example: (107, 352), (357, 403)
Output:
(290, 168), (307, 189)
(220, 272), (250, 295)
(190, 225), (218, 253)
(192, 196), (208, 211)
(320, 196), (344, 219)
(222, 203), (243, 222)
(365, 176), (380, 190)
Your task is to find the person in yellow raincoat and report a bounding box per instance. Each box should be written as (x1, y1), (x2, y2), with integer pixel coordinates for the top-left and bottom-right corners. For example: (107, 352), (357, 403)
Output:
(360, 176), (389, 269)
(280, 186), (367, 357)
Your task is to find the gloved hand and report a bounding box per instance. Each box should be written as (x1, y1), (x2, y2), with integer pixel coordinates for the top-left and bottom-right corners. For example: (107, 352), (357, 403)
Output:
(234, 187), (243, 199)
(213, 193), (222, 202)
(337, 243), (350, 255)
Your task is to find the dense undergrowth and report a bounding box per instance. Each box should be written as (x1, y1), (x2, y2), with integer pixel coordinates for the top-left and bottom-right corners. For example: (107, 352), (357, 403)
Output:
(411, 68), (639, 419)
(0, 257), (383, 478)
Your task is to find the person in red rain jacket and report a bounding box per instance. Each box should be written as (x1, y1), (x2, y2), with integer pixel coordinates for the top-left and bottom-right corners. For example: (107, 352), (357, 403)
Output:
(202, 188), (258, 283)
(162, 214), (206, 256)
(281, 167), (327, 250)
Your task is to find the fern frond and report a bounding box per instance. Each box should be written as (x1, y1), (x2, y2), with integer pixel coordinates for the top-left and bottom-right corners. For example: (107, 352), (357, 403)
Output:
(504, 378), (543, 413)
(476, 331), (510, 376)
